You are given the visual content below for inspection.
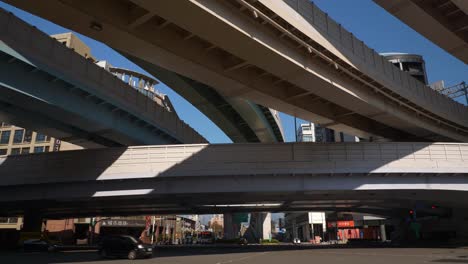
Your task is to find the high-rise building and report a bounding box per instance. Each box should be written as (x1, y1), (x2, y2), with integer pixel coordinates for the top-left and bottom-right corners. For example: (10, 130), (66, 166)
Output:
(297, 123), (315, 142)
(297, 123), (357, 143)
(51, 32), (96, 61)
(0, 122), (59, 157)
(284, 212), (326, 242)
(382, 53), (428, 85)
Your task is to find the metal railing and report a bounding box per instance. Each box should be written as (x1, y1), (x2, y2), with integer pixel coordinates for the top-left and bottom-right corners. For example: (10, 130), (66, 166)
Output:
(237, 0), (468, 136)
(108, 67), (178, 115)
(434, 82), (468, 105)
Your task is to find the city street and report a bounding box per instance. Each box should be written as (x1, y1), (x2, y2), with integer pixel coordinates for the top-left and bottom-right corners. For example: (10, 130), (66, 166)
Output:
(2, 246), (468, 264)
(0, 1), (467, 263)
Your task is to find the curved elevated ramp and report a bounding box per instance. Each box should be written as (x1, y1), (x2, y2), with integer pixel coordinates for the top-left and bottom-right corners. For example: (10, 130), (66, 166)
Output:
(6, 0), (467, 142)
(0, 10), (206, 147)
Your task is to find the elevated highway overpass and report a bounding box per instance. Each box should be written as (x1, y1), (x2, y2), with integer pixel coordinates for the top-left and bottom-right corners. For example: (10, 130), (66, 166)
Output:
(125, 55), (285, 143)
(6, 0), (468, 142)
(0, 142), (467, 218)
(109, 54), (285, 143)
(0, 7), (285, 145)
(0, 9), (206, 147)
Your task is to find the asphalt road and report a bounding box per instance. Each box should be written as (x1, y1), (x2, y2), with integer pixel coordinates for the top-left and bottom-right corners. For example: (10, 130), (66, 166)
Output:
(2, 246), (468, 264)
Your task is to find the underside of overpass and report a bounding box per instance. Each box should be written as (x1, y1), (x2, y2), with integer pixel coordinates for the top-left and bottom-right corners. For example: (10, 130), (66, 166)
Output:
(122, 52), (285, 143)
(6, 0), (468, 142)
(0, 190), (457, 219)
(374, 0), (468, 64)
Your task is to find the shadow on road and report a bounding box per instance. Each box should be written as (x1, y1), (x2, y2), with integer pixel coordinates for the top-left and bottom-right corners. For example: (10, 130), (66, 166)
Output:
(2, 244), (468, 264)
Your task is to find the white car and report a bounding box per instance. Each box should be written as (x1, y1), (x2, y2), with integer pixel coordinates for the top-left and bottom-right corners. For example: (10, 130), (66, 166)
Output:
(292, 238), (301, 244)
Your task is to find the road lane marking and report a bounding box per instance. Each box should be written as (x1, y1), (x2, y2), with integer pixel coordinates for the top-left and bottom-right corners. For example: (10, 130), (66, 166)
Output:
(311, 251), (457, 258)
(216, 252), (269, 264)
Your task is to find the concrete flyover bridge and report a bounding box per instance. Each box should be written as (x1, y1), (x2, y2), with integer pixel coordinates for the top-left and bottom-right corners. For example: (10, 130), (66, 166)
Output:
(6, 0), (468, 142)
(0, 142), (468, 218)
(374, 0), (468, 64)
(0, 9), (206, 147)
(123, 55), (286, 143)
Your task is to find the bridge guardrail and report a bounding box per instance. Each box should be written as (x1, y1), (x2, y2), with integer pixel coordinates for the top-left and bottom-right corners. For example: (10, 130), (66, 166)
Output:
(268, 0), (468, 131)
(0, 142), (467, 186)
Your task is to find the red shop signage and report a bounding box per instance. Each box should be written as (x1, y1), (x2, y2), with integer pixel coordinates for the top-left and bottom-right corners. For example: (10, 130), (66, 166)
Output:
(327, 221), (355, 228)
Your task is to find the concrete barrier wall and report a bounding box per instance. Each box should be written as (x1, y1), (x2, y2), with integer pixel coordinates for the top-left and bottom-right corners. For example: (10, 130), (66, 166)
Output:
(264, 0), (468, 128)
(0, 142), (467, 186)
(0, 9), (206, 144)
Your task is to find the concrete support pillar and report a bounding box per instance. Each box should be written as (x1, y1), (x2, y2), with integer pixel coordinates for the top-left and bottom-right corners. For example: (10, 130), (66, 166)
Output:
(20, 210), (45, 245)
(250, 212), (271, 240)
(291, 218), (297, 239)
(380, 224), (387, 241)
(304, 224), (311, 242)
(262, 213), (272, 240)
(223, 213), (236, 239)
(22, 210), (44, 233)
(452, 208), (468, 240)
(387, 217), (407, 242)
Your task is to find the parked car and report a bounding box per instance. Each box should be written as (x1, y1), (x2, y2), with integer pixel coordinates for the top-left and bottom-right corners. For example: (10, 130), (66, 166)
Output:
(98, 235), (153, 260)
(22, 239), (59, 252)
(238, 237), (248, 245)
(292, 238), (301, 245)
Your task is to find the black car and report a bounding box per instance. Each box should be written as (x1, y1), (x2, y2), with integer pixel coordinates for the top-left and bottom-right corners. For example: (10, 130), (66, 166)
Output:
(22, 239), (59, 252)
(98, 235), (153, 260)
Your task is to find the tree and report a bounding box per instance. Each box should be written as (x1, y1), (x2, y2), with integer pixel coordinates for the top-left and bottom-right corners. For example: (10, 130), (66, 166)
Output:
(209, 221), (223, 239)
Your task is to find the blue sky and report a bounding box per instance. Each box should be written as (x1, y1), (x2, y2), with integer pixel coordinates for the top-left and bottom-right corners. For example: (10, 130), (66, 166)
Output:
(0, 0), (466, 144)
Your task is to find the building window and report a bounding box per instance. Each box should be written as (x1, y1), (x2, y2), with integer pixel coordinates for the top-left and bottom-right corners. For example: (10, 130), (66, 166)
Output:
(302, 135), (313, 142)
(0, 149), (7, 155)
(0, 217), (18, 224)
(45, 146), (50, 152)
(23, 130), (33, 143)
(13, 129), (24, 143)
(0, 131), (11, 144)
(21, 147), (30, 154)
(10, 148), (20, 155)
(35, 133), (49, 142)
(34, 146), (44, 153)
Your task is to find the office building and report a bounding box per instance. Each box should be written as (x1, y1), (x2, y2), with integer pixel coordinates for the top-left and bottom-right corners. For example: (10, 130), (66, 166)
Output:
(0, 122), (59, 157)
(284, 212), (326, 242)
(297, 123), (358, 143)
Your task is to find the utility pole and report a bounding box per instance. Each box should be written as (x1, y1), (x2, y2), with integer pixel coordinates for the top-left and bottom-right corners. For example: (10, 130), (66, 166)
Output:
(294, 115), (298, 142)
(89, 217), (110, 245)
(150, 216), (156, 244)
